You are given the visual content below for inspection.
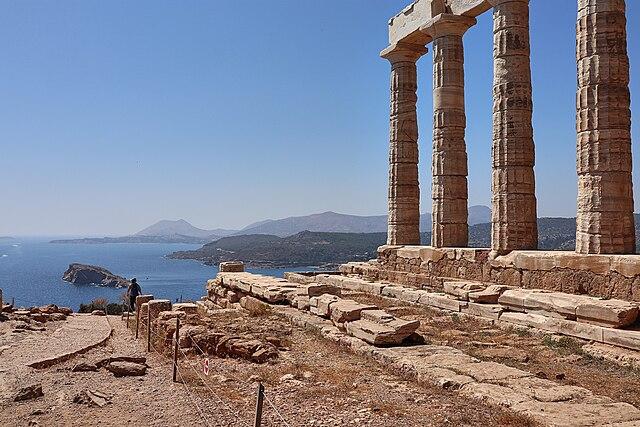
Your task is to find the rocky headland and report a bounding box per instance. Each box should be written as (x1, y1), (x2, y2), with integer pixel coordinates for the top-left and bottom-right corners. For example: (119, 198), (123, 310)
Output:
(62, 264), (130, 288)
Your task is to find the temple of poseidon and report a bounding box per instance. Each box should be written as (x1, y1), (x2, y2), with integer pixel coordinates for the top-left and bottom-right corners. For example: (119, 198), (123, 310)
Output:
(379, 0), (640, 302)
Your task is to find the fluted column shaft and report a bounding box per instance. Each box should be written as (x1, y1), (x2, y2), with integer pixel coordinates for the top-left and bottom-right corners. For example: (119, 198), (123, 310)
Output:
(489, 0), (538, 255)
(424, 14), (476, 248)
(382, 43), (428, 245)
(575, 0), (635, 254)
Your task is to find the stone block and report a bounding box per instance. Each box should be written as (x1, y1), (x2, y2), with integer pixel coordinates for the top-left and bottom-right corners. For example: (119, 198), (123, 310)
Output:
(443, 281), (486, 301)
(345, 316), (419, 346)
(239, 296), (270, 314)
(556, 319), (604, 342)
(172, 303), (198, 315)
(602, 328), (640, 352)
(296, 283), (342, 298)
(310, 294), (340, 318)
(463, 303), (504, 320)
(148, 300), (172, 323)
(219, 261), (245, 272)
(381, 285), (406, 299)
(330, 300), (377, 325)
(468, 285), (512, 304)
(135, 295), (154, 314)
(399, 288), (424, 304)
(296, 296), (310, 311)
(428, 293), (467, 312)
(499, 312), (561, 333)
(576, 299), (639, 328)
(523, 292), (589, 320)
(499, 289), (536, 312)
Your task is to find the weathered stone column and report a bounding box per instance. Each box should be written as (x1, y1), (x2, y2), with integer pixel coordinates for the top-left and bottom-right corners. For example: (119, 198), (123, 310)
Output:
(423, 14), (476, 248)
(381, 42), (428, 245)
(489, 0), (538, 255)
(575, 0), (635, 254)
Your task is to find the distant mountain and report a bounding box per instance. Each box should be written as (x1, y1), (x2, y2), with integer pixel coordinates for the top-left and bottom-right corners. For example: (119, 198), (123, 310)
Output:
(0, 236), (15, 242)
(236, 205), (492, 237)
(135, 219), (238, 240)
(171, 214), (640, 268)
(51, 235), (211, 245)
(169, 231), (388, 268)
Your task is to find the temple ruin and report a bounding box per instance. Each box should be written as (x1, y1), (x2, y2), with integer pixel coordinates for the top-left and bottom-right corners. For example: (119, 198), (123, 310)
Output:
(378, 0), (639, 301)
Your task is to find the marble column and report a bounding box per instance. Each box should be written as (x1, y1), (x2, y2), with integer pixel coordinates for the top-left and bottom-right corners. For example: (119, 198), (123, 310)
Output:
(575, 0), (635, 254)
(381, 43), (428, 245)
(423, 14), (476, 248)
(489, 0), (538, 255)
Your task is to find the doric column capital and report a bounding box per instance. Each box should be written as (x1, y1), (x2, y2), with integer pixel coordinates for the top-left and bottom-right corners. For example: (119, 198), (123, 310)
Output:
(420, 13), (477, 39)
(487, 0), (530, 6)
(380, 42), (428, 64)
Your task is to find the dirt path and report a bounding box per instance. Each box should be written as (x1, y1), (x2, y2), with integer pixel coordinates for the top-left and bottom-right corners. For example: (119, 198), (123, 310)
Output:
(0, 315), (206, 427)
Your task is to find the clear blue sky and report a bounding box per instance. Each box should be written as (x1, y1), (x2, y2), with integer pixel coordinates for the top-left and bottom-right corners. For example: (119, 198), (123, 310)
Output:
(1, 1), (638, 236)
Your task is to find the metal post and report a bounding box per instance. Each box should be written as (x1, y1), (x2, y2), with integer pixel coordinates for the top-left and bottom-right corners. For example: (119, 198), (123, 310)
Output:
(147, 310), (151, 352)
(126, 303), (130, 327)
(254, 382), (264, 427)
(173, 318), (180, 382)
(135, 308), (140, 339)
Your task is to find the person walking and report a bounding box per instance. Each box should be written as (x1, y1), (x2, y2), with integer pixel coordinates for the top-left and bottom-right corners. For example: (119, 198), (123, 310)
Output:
(127, 278), (142, 312)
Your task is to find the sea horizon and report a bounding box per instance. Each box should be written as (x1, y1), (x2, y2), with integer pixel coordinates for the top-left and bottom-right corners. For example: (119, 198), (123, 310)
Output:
(0, 237), (310, 311)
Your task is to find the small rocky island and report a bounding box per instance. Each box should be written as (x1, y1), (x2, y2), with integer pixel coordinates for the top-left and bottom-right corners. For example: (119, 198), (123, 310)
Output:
(62, 263), (130, 288)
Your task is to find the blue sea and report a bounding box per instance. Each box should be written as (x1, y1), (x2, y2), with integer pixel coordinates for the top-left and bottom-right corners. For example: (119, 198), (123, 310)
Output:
(0, 238), (309, 310)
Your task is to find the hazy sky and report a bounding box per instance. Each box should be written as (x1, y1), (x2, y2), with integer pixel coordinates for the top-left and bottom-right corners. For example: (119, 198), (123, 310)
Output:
(1, 1), (638, 236)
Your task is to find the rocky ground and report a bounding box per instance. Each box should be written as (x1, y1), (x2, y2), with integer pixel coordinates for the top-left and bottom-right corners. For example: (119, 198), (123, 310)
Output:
(0, 306), (536, 426)
(349, 291), (640, 408)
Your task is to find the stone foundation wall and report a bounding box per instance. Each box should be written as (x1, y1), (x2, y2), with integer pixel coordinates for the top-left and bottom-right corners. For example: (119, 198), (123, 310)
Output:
(341, 246), (640, 302)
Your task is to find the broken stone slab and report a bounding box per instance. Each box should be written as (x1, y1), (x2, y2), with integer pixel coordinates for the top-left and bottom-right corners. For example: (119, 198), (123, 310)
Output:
(295, 296), (310, 311)
(72, 362), (98, 372)
(239, 296), (270, 315)
(106, 361), (147, 377)
(329, 300), (376, 325)
(309, 294), (340, 318)
(454, 361), (532, 382)
(96, 355), (147, 368)
(295, 283), (342, 298)
(462, 302), (504, 320)
(460, 382), (530, 407)
(14, 384), (44, 402)
(523, 292), (590, 320)
(426, 293), (468, 312)
(602, 328), (640, 352)
(172, 303), (198, 315)
(510, 401), (640, 427)
(73, 390), (111, 407)
(576, 299), (639, 328)
(399, 288), (426, 304)
(498, 289), (538, 312)
(499, 312), (560, 333)
(219, 261), (245, 272)
(468, 285), (512, 304)
(345, 317), (418, 346)
(443, 281), (486, 301)
(503, 376), (594, 403)
(381, 285), (406, 299)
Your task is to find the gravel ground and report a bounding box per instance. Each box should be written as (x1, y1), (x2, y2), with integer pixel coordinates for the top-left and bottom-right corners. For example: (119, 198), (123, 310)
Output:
(1, 308), (538, 427)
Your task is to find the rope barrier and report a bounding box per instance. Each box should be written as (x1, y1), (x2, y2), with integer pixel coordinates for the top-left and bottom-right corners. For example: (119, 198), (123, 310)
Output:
(183, 329), (294, 427)
(147, 328), (248, 426)
(147, 338), (213, 427)
(146, 320), (294, 426)
(177, 346), (252, 427)
(261, 390), (293, 427)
